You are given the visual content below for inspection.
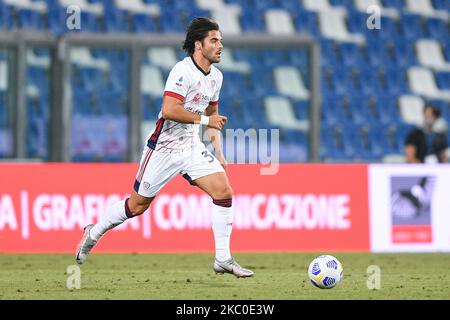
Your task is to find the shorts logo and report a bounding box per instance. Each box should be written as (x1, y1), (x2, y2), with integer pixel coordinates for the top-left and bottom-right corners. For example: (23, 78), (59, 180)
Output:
(143, 182), (151, 190)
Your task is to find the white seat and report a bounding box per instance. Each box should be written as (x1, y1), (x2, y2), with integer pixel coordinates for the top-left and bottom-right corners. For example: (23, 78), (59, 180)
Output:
(319, 11), (365, 44)
(147, 47), (178, 71)
(354, 0), (398, 18)
(217, 49), (250, 73)
(408, 67), (450, 101)
(0, 61), (8, 91)
(274, 66), (310, 100)
(27, 50), (50, 69)
(114, 0), (160, 16)
(382, 154), (406, 163)
(416, 39), (450, 72)
(302, 0), (345, 13)
(212, 7), (242, 35)
(264, 96), (309, 130)
(3, 0), (47, 13)
(405, 0), (449, 19)
(398, 94), (425, 127)
(70, 47), (109, 71)
(59, 0), (102, 15)
(26, 84), (40, 98)
(141, 65), (164, 96)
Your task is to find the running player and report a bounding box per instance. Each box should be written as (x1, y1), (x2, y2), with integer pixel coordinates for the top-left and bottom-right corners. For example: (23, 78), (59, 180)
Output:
(75, 17), (254, 278)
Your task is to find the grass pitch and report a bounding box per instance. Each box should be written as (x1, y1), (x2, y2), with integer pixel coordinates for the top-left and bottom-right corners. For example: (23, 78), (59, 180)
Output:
(0, 253), (449, 300)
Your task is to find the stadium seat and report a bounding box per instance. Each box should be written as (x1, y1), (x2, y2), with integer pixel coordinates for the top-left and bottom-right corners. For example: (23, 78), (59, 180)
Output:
(141, 65), (164, 96)
(265, 9), (295, 34)
(303, 0), (346, 13)
(398, 94), (425, 126)
(211, 6), (242, 35)
(274, 66), (310, 100)
(318, 10), (365, 43)
(399, 14), (426, 40)
(131, 13), (158, 33)
(404, 0), (449, 19)
(408, 67), (450, 101)
(354, 0), (399, 18)
(114, 0), (160, 15)
(435, 72), (450, 90)
(264, 96), (309, 130)
(416, 39), (450, 71)
(59, 0), (103, 15)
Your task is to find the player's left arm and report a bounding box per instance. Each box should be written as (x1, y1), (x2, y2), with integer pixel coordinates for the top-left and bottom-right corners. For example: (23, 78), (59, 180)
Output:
(205, 102), (227, 170)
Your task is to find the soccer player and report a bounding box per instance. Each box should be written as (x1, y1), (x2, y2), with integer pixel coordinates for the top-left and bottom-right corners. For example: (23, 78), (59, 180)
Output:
(75, 17), (254, 278)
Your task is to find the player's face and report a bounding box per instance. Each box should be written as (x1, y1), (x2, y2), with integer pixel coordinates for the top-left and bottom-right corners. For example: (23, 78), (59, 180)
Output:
(201, 30), (223, 63)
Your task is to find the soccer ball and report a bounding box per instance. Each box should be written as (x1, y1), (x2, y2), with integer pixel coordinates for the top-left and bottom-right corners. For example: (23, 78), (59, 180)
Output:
(308, 255), (343, 289)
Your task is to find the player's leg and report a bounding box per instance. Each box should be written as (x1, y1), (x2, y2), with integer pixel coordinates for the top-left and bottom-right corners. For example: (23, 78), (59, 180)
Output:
(76, 147), (179, 264)
(183, 145), (254, 278)
(89, 191), (155, 240)
(193, 172), (233, 261)
(76, 191), (155, 264)
(193, 172), (253, 278)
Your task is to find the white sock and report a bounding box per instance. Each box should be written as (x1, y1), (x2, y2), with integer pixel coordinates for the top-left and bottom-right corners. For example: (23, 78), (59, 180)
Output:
(211, 200), (233, 262)
(90, 199), (130, 241)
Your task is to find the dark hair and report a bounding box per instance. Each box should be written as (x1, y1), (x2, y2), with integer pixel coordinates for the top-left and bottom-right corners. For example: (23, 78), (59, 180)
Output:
(425, 104), (441, 118)
(182, 17), (220, 55)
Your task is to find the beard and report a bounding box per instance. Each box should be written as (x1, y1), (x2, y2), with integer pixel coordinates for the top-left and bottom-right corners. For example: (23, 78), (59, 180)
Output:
(204, 51), (221, 64)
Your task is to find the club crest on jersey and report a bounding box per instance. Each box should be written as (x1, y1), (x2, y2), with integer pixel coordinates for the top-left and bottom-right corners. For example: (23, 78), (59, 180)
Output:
(193, 92), (201, 103)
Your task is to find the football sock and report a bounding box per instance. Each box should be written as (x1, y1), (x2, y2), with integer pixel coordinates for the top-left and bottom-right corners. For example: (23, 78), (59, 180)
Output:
(212, 198), (233, 262)
(89, 198), (133, 241)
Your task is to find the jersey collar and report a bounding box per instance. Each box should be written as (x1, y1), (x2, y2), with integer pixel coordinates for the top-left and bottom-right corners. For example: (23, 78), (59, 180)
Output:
(190, 56), (210, 76)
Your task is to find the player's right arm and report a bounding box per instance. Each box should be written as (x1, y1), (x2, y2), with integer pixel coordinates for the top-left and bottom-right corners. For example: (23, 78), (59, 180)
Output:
(161, 96), (227, 130)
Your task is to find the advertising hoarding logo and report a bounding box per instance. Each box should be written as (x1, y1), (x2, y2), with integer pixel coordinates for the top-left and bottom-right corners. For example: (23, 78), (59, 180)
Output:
(390, 176), (436, 243)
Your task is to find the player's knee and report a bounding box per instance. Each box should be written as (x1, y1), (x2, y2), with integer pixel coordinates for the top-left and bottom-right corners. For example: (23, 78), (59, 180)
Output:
(214, 185), (233, 200)
(127, 201), (150, 217)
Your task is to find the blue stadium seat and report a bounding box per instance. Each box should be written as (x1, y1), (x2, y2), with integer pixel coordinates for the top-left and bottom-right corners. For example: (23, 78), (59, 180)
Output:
(425, 17), (449, 41)
(47, 4), (66, 35)
(339, 43), (364, 67)
(399, 14), (425, 40)
(79, 11), (102, 32)
(131, 13), (158, 33)
(0, 2), (12, 30)
(104, 7), (128, 32)
(160, 10), (185, 32)
(435, 72), (450, 90)
(383, 66), (409, 95)
(382, 0), (405, 10)
(431, 0), (449, 10)
(392, 39), (417, 67)
(294, 10), (319, 37)
(240, 9), (266, 32)
(18, 8), (43, 30)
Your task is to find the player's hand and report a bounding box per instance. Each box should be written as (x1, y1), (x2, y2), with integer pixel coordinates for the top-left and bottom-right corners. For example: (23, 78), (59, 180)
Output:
(208, 115), (227, 130)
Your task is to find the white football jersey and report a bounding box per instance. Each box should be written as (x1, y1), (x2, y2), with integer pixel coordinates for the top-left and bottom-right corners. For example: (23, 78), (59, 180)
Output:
(146, 56), (223, 153)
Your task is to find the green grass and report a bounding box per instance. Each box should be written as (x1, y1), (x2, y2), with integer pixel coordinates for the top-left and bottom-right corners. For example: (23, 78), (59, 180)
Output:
(0, 253), (449, 300)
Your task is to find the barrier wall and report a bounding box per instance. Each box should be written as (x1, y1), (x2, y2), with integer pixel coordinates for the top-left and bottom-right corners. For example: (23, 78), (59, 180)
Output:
(0, 163), (369, 253)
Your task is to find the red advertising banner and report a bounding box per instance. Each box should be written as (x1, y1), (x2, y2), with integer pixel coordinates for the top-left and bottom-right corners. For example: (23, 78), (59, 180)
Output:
(0, 163), (370, 253)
